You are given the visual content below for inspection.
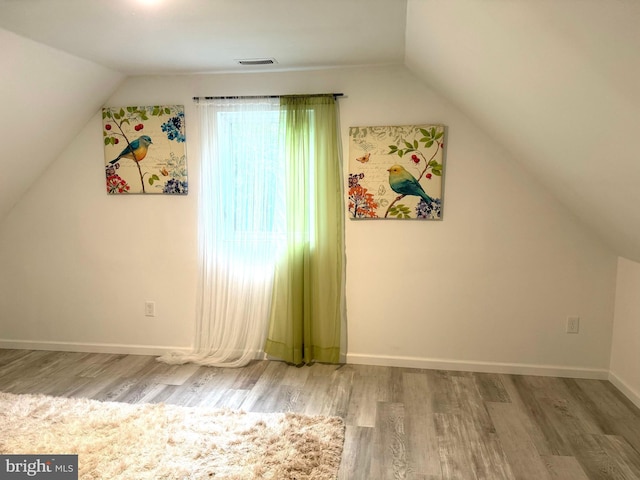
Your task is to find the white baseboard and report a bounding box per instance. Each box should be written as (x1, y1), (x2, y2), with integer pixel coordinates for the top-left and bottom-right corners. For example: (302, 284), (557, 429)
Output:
(0, 339), (192, 357)
(0, 340), (615, 382)
(346, 353), (610, 380)
(608, 371), (640, 410)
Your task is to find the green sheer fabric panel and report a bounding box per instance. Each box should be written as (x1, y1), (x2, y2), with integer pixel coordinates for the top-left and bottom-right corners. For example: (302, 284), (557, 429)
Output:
(264, 95), (344, 365)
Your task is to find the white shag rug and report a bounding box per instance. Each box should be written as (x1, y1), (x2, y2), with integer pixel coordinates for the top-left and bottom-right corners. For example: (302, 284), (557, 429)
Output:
(0, 392), (344, 479)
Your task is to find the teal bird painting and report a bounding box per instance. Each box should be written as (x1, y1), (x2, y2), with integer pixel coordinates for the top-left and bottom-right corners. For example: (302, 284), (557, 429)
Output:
(109, 135), (153, 165)
(387, 164), (433, 204)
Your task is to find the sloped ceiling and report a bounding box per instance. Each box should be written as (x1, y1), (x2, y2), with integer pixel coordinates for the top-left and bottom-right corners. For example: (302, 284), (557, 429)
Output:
(1, 0), (639, 261)
(0, 28), (123, 221)
(405, 0), (640, 260)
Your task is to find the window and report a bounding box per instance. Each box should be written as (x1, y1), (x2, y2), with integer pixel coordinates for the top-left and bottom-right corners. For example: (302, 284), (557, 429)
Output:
(216, 108), (284, 240)
(160, 95), (343, 368)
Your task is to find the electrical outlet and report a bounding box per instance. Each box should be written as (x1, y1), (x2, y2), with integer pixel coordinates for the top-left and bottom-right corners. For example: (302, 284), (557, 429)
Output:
(145, 301), (156, 317)
(566, 316), (580, 334)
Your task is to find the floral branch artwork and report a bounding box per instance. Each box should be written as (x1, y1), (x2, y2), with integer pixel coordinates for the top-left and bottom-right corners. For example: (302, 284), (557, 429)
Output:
(348, 173), (379, 218)
(348, 125), (445, 220)
(102, 105), (188, 195)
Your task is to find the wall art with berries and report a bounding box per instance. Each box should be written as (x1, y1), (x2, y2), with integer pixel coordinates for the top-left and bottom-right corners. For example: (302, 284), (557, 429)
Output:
(348, 124), (445, 219)
(102, 105), (188, 194)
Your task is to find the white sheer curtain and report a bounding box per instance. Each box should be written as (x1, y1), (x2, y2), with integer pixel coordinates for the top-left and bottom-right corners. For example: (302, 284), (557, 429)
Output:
(160, 97), (284, 367)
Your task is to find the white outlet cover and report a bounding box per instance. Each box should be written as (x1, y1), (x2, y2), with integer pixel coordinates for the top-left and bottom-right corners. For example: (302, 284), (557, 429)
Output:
(566, 316), (580, 334)
(145, 301), (156, 317)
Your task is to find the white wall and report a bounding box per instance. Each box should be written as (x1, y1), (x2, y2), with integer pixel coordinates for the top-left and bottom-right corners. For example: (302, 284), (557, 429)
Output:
(0, 65), (618, 375)
(610, 257), (640, 407)
(0, 115), (197, 352)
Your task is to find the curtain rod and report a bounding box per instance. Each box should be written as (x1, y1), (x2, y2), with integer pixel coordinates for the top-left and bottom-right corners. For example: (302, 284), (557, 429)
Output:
(193, 93), (343, 100)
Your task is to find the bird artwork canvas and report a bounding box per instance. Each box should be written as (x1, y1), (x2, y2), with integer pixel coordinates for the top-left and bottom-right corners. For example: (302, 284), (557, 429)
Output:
(102, 105), (188, 194)
(348, 124), (445, 219)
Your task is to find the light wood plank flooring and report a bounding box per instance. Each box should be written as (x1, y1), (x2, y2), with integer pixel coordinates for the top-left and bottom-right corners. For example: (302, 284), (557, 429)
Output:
(1, 349), (639, 479)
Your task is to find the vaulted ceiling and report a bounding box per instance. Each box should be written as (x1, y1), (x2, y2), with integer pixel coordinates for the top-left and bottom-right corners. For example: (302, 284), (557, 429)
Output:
(1, 0), (639, 260)
(406, 0), (640, 260)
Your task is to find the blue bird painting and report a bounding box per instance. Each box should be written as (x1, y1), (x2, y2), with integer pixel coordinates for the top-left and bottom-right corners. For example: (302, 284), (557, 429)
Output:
(387, 164), (433, 204)
(103, 105), (188, 195)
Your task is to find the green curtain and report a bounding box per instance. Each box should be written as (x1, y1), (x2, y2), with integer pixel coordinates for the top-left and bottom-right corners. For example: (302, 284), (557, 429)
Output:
(264, 95), (345, 365)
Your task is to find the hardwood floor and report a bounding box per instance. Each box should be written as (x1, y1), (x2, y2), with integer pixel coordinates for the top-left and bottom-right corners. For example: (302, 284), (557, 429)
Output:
(1, 349), (639, 479)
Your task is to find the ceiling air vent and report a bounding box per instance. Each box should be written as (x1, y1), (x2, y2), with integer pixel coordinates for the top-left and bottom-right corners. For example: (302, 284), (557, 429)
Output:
(236, 58), (277, 66)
